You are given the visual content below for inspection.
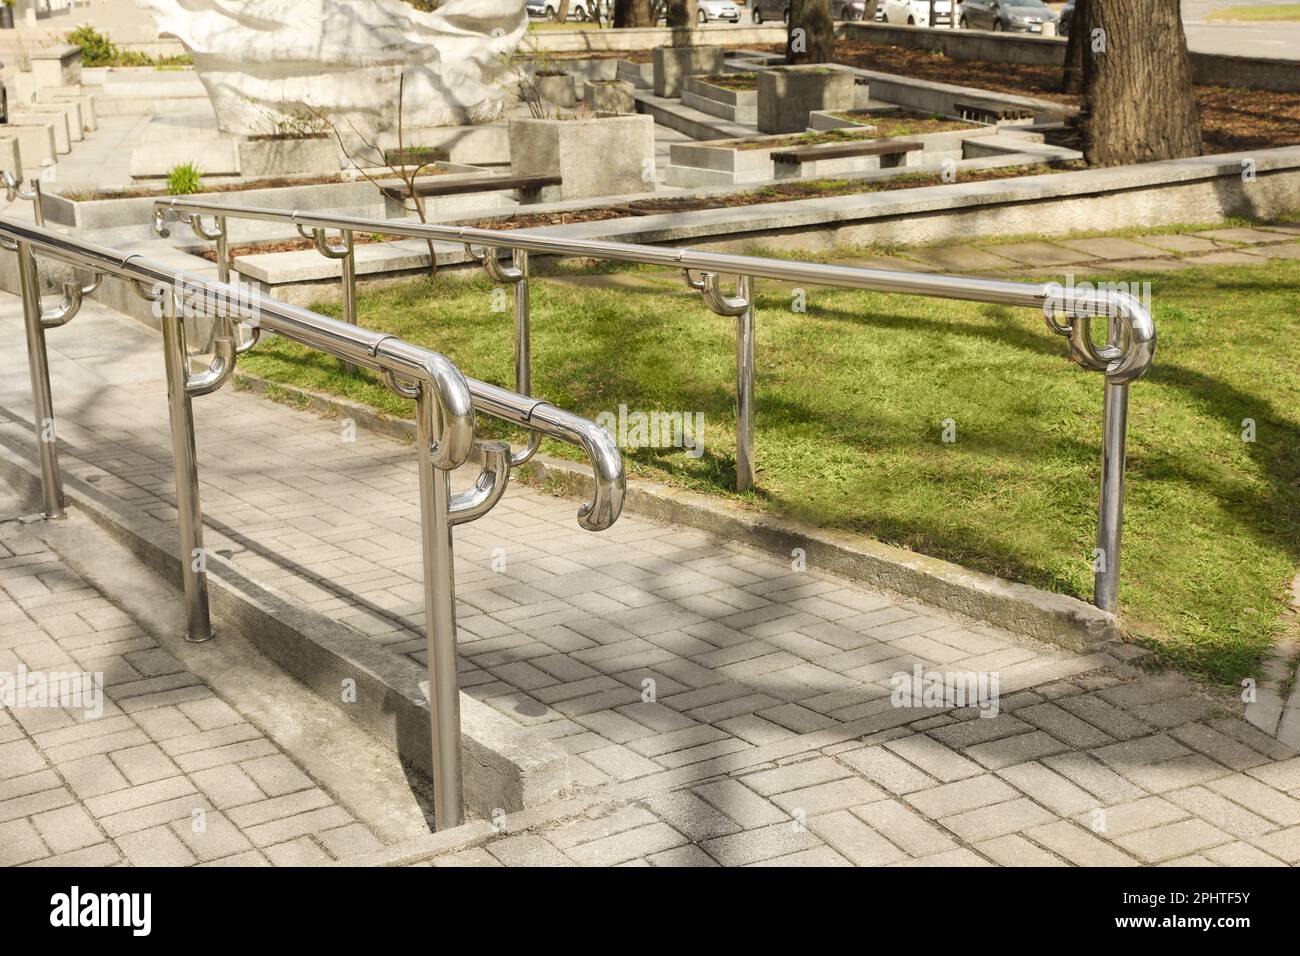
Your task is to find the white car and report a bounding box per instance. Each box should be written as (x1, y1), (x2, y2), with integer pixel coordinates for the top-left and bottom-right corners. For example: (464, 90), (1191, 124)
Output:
(525, 0), (606, 20)
(696, 0), (741, 22)
(880, 0), (953, 26)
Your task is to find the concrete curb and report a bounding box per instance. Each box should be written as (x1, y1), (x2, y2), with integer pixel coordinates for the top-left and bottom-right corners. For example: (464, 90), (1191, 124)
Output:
(0, 419), (573, 822)
(233, 371), (1119, 653)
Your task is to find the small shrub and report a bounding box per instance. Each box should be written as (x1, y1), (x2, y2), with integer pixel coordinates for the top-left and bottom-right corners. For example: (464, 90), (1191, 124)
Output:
(66, 25), (121, 68)
(166, 162), (203, 196)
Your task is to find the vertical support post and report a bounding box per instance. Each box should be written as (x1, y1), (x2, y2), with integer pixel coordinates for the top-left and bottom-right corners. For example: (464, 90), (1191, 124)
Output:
(735, 274), (756, 493)
(17, 241), (63, 518)
(513, 248), (530, 398)
(341, 229), (357, 328)
(214, 215), (230, 285)
(159, 289), (214, 643)
(1095, 379), (1128, 614)
(31, 179), (45, 228)
(414, 385), (464, 829)
(340, 230), (357, 375)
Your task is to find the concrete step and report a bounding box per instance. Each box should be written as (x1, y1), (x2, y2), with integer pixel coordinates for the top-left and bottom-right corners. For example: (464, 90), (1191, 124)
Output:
(634, 91), (755, 142)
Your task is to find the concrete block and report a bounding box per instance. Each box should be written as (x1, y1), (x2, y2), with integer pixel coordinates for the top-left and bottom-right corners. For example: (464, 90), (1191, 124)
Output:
(758, 66), (855, 134)
(533, 72), (577, 110)
(681, 75), (757, 124)
(30, 45), (83, 89)
(36, 90), (98, 132)
(0, 135), (22, 176)
(508, 114), (656, 201)
(11, 111), (71, 153)
(652, 45), (725, 98)
(1, 121), (58, 166)
(583, 79), (636, 114)
(237, 135), (342, 178)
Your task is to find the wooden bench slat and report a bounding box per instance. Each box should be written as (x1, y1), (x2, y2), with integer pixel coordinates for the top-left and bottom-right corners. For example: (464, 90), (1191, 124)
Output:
(770, 140), (923, 164)
(380, 174), (562, 200)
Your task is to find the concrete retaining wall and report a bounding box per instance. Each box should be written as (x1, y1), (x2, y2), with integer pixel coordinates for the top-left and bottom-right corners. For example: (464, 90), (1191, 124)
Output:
(520, 24), (790, 52)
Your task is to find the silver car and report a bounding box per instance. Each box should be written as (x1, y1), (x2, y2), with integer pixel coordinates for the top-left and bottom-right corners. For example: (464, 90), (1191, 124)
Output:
(697, 0), (741, 22)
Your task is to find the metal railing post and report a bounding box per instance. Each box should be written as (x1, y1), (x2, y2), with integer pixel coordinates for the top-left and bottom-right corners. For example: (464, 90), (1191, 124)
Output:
(341, 229), (357, 330)
(414, 384), (464, 830)
(159, 288), (214, 643)
(1095, 379), (1128, 614)
(31, 179), (45, 228)
(514, 248), (530, 399)
(735, 275), (756, 493)
(214, 215), (230, 285)
(17, 240), (64, 518)
(510, 248), (541, 466)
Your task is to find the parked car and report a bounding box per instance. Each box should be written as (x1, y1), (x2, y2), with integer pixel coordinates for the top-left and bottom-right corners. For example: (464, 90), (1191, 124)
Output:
(749, 0), (788, 24)
(831, 0), (869, 19)
(525, 0), (606, 21)
(881, 0), (953, 27)
(959, 0), (1058, 32)
(1059, 1), (1075, 36)
(697, 0), (741, 22)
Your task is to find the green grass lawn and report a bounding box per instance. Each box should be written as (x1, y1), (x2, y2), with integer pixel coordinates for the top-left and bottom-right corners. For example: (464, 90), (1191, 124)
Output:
(1207, 3), (1300, 20)
(238, 256), (1300, 684)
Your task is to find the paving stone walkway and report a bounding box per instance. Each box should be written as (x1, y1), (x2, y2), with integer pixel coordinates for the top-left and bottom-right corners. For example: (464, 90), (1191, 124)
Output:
(2, 247), (1299, 865)
(0, 486), (386, 866)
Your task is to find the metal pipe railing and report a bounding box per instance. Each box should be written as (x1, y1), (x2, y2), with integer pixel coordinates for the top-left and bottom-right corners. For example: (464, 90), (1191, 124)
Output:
(153, 196), (1155, 614)
(0, 215), (626, 830)
(4, 171), (45, 227)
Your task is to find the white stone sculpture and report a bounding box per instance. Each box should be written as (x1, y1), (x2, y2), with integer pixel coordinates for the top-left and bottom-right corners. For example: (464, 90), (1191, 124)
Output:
(138, 0), (527, 139)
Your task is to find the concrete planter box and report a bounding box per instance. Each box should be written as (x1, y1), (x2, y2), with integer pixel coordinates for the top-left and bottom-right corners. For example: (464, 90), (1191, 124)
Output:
(758, 66), (855, 134)
(681, 75), (758, 124)
(853, 76), (872, 109)
(10, 111), (71, 153)
(806, 109), (1003, 164)
(652, 45), (725, 98)
(617, 58), (654, 89)
(41, 177), (385, 235)
(0, 124), (56, 167)
(0, 137), (22, 176)
(37, 90), (98, 132)
(534, 73), (578, 110)
(666, 127), (890, 186)
(517, 56), (618, 98)
(237, 134), (342, 178)
(584, 80), (636, 114)
(509, 114), (655, 201)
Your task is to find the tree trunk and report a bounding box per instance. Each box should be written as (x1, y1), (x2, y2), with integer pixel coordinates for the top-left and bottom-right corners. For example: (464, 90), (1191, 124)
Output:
(1079, 0), (1201, 166)
(614, 0), (655, 27)
(788, 0), (834, 64)
(553, 0), (571, 21)
(1061, 0), (1086, 94)
(864, 0), (878, 20)
(666, 0), (697, 27)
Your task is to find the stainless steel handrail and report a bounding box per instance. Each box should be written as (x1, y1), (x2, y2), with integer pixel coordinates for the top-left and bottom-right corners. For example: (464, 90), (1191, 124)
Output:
(154, 196), (1156, 615)
(0, 215), (626, 830)
(3, 171), (45, 227)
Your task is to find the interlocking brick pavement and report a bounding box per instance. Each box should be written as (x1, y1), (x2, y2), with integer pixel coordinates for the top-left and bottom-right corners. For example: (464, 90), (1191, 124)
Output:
(0, 489), (383, 867)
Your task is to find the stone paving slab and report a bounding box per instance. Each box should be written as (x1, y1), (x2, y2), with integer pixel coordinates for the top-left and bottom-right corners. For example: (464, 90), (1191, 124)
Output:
(0, 487), (386, 867)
